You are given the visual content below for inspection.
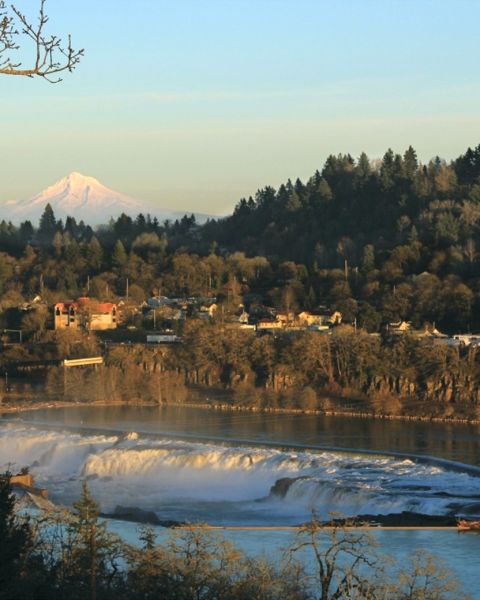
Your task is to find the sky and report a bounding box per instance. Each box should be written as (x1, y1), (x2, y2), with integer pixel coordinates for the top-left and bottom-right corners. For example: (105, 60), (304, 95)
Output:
(1, 0), (480, 215)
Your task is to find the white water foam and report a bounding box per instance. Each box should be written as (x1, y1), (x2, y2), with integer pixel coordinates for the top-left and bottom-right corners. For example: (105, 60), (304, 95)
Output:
(1, 423), (480, 524)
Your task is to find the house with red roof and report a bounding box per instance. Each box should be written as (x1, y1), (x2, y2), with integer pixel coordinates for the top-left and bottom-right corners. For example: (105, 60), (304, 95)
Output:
(53, 297), (117, 331)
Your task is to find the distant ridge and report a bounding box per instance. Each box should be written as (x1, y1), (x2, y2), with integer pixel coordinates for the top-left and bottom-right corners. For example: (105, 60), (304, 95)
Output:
(0, 172), (214, 225)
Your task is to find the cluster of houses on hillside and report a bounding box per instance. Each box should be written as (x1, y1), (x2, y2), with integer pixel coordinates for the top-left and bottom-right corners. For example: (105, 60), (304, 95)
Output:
(14, 293), (343, 338)
(387, 320), (480, 348)
(143, 295), (343, 333)
(3, 294), (480, 349)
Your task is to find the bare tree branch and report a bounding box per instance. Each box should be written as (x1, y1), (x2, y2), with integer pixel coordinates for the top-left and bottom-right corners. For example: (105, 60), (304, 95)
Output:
(0, 0), (83, 82)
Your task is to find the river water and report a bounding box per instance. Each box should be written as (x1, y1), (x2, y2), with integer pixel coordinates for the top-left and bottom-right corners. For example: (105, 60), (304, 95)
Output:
(1, 405), (480, 595)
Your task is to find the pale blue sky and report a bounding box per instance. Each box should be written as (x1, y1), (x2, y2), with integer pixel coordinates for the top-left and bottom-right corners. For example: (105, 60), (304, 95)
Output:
(1, 0), (480, 214)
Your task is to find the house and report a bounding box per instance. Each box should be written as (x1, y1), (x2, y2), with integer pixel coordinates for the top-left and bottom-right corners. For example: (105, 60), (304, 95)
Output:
(417, 326), (447, 339)
(452, 334), (480, 347)
(148, 296), (174, 308)
(86, 302), (118, 330)
(275, 312), (295, 325)
(238, 309), (250, 324)
(256, 319), (284, 331)
(297, 311), (325, 327)
(387, 320), (412, 335)
(53, 302), (78, 329)
(199, 303), (218, 318)
(297, 310), (342, 328)
(53, 298), (117, 331)
(325, 310), (342, 325)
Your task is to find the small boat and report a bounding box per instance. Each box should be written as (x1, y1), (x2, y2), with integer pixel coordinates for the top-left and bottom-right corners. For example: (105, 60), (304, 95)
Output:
(457, 519), (480, 531)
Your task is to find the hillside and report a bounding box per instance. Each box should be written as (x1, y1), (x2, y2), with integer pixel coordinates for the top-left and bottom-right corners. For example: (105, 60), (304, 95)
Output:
(1, 144), (480, 418)
(0, 144), (480, 335)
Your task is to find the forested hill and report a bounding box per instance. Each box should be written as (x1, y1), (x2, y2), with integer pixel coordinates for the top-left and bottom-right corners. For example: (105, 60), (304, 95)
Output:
(197, 144), (480, 332)
(1, 143), (480, 334)
(202, 144), (480, 265)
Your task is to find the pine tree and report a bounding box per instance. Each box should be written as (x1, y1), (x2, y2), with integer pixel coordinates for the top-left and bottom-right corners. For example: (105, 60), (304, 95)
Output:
(68, 483), (121, 600)
(286, 190), (302, 212)
(361, 244), (375, 273)
(112, 240), (127, 270)
(356, 152), (371, 181)
(37, 203), (57, 244)
(18, 220), (34, 244)
(305, 286), (317, 309)
(86, 237), (103, 272)
(53, 231), (63, 257)
(380, 148), (395, 189)
(403, 145), (418, 179)
(317, 178), (333, 204)
(0, 473), (35, 599)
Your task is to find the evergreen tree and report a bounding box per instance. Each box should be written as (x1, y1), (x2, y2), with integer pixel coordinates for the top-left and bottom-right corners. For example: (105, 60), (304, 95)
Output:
(305, 285), (317, 309)
(403, 145), (418, 179)
(286, 190), (302, 212)
(85, 237), (103, 272)
(18, 220), (34, 244)
(454, 143), (480, 185)
(135, 213), (146, 233)
(356, 152), (371, 181)
(65, 216), (79, 239)
(67, 482), (121, 600)
(37, 203), (57, 244)
(361, 244), (375, 273)
(380, 148), (395, 189)
(317, 178), (333, 204)
(0, 473), (36, 600)
(52, 231), (63, 258)
(112, 240), (128, 270)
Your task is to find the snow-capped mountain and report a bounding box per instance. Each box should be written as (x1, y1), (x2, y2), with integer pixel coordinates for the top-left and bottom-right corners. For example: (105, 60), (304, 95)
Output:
(0, 172), (213, 225)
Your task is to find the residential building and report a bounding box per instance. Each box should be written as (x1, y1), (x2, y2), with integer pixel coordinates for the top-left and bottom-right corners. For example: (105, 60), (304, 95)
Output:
(53, 297), (117, 331)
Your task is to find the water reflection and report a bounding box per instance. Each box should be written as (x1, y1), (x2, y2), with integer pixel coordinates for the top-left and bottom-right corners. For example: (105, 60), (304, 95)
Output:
(6, 405), (480, 466)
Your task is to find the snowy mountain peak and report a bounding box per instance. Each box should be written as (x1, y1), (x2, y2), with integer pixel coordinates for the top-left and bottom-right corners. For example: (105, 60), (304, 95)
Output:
(0, 173), (214, 226)
(53, 171), (102, 192)
(32, 172), (138, 209)
(3, 172), (146, 224)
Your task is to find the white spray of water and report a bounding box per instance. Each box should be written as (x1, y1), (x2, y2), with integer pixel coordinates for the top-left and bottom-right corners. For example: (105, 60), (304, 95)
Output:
(1, 423), (479, 523)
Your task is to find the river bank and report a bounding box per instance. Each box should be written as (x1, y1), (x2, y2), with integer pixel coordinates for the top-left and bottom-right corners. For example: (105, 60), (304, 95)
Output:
(1, 392), (480, 426)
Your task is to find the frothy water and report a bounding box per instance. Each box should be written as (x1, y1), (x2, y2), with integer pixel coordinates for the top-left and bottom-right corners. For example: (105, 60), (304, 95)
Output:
(1, 422), (480, 525)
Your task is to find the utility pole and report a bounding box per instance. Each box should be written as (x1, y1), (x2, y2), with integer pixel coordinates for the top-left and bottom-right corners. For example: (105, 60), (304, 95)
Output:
(126, 278), (129, 303)
(344, 259), (348, 282)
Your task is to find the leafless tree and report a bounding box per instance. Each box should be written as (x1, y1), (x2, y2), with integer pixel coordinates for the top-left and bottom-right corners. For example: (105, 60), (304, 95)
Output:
(288, 518), (472, 600)
(0, 0), (83, 82)
(289, 519), (381, 600)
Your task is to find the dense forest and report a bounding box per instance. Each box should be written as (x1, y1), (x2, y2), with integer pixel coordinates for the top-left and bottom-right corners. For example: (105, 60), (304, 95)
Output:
(1, 144), (480, 418)
(1, 144), (480, 332)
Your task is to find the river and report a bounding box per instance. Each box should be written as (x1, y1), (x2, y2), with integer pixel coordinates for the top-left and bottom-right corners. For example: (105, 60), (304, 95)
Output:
(1, 404), (480, 596)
